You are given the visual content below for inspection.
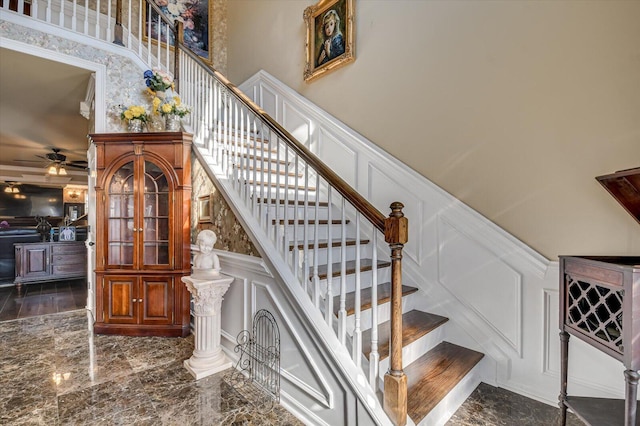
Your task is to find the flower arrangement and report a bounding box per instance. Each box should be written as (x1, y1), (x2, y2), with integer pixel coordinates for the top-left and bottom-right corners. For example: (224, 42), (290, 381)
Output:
(153, 95), (191, 118)
(120, 105), (148, 122)
(143, 68), (175, 94)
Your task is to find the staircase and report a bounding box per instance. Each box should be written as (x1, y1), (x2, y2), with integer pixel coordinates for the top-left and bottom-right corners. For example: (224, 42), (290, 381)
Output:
(0, 0), (487, 423)
(211, 126), (486, 425)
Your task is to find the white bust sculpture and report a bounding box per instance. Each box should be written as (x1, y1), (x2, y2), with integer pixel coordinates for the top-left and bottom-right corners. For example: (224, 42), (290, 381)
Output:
(191, 229), (221, 279)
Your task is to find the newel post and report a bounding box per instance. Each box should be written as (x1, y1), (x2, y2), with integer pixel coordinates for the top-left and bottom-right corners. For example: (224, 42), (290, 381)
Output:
(383, 202), (408, 426)
(113, 0), (124, 46)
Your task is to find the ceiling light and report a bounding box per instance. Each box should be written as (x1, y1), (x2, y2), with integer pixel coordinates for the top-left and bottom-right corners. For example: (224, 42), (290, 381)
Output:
(58, 166), (68, 176)
(4, 187), (12, 193)
(48, 165), (58, 175)
(12, 187), (20, 193)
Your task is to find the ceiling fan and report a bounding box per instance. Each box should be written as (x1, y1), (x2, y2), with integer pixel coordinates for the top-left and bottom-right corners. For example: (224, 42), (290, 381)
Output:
(38, 148), (88, 175)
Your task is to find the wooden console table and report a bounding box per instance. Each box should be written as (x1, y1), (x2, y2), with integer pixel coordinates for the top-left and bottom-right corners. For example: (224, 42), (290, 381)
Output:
(559, 167), (640, 426)
(14, 241), (87, 292)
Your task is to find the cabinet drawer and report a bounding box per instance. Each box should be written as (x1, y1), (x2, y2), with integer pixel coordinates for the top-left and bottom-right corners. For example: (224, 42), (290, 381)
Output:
(52, 243), (85, 255)
(52, 253), (86, 265)
(53, 264), (85, 275)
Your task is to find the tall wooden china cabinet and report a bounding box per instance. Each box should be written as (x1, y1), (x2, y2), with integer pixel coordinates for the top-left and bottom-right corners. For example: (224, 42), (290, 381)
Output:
(91, 132), (192, 337)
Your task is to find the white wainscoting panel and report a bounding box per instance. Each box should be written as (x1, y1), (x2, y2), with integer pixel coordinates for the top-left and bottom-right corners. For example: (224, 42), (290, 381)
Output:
(438, 217), (522, 356)
(317, 128), (358, 188)
(368, 163), (424, 265)
(283, 100), (312, 148)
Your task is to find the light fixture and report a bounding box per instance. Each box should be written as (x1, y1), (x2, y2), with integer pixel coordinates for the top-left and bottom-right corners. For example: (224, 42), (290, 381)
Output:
(48, 163), (68, 176)
(4, 183), (20, 193)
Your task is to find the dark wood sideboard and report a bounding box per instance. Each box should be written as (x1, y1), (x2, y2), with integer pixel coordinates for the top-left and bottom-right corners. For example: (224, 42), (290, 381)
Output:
(559, 167), (640, 426)
(14, 241), (87, 293)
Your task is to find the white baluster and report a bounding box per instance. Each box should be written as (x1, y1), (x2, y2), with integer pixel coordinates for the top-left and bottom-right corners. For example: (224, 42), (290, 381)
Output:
(83, 0), (88, 34)
(338, 196), (347, 345)
(353, 211), (362, 366)
(324, 186), (333, 325)
(369, 230), (379, 387)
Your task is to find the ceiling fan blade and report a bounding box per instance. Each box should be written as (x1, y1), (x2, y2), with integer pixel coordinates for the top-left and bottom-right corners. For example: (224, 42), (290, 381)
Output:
(65, 163), (88, 170)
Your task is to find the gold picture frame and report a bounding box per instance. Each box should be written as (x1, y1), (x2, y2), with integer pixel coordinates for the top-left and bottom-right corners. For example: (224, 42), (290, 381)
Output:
(304, 0), (355, 83)
(143, 0), (213, 65)
(198, 194), (212, 223)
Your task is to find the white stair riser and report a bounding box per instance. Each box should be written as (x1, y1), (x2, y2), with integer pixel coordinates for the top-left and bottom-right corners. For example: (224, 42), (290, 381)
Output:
(263, 204), (332, 220)
(291, 244), (373, 269)
(342, 296), (413, 336)
(321, 268), (392, 298)
(273, 223), (355, 242)
(251, 188), (320, 202)
(377, 326), (447, 378)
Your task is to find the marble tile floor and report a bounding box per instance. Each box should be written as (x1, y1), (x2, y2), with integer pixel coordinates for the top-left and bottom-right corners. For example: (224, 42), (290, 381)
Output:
(0, 309), (303, 425)
(1, 307), (584, 425)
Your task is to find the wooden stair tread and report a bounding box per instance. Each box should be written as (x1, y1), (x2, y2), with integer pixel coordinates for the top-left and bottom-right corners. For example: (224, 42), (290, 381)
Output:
(273, 219), (348, 225)
(243, 166), (301, 177)
(333, 282), (418, 316)
(244, 180), (316, 191)
(257, 198), (329, 207)
(362, 310), (448, 360)
(405, 341), (484, 424)
(289, 238), (369, 251)
(313, 259), (391, 280)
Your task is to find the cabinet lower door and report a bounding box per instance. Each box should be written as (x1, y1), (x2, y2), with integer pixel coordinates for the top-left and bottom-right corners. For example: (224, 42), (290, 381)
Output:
(103, 275), (137, 324)
(140, 276), (173, 325)
(19, 244), (50, 279)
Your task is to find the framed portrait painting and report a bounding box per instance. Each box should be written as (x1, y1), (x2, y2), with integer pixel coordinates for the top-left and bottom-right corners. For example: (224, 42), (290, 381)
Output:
(304, 0), (354, 83)
(144, 0), (213, 64)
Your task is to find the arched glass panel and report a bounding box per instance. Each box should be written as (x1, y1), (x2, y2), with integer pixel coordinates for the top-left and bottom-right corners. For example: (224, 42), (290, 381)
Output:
(107, 161), (134, 266)
(143, 161), (170, 265)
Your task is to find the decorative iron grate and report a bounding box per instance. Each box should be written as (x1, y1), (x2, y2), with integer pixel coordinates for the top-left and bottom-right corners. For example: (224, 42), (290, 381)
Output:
(226, 309), (280, 413)
(566, 274), (623, 354)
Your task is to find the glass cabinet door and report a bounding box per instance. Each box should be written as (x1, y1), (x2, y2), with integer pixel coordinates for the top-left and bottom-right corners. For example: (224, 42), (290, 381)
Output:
(142, 161), (171, 267)
(107, 161), (135, 267)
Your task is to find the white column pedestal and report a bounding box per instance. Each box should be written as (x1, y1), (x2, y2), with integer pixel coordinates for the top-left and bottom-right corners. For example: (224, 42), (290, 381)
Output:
(181, 274), (234, 380)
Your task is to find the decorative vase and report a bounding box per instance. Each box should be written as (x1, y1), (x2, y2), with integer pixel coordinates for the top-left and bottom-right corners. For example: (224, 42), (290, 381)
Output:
(155, 90), (166, 99)
(165, 114), (181, 131)
(147, 114), (164, 132)
(127, 118), (144, 132)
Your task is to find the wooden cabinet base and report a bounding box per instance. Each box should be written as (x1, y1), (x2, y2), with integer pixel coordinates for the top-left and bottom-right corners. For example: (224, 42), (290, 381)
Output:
(93, 323), (190, 337)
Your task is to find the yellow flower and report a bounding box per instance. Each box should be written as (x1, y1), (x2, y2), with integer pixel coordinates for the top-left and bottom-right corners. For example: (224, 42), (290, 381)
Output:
(174, 96), (181, 106)
(161, 103), (173, 114)
(152, 97), (162, 114)
(124, 110), (133, 119)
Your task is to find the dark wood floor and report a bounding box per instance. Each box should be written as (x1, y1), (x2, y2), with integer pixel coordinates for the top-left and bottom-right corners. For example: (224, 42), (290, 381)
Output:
(0, 279), (87, 321)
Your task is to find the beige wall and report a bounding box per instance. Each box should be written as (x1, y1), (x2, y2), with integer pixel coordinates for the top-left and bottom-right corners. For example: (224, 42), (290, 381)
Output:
(226, 0), (640, 260)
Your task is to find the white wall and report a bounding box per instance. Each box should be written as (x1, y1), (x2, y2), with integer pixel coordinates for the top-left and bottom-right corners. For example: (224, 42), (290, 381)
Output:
(226, 0), (640, 260)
